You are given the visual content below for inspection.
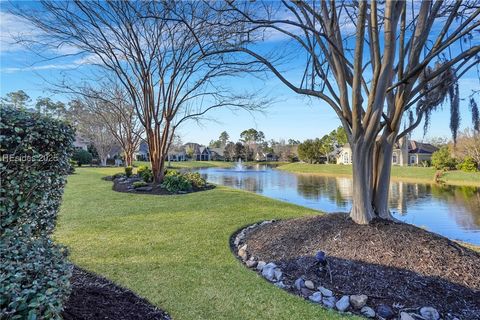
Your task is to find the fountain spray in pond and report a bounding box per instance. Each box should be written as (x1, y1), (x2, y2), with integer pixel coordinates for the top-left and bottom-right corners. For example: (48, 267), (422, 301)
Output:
(235, 158), (244, 171)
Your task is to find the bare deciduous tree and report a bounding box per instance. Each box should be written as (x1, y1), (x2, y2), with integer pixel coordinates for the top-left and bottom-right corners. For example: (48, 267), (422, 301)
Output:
(210, 0), (480, 224)
(68, 99), (117, 167)
(79, 85), (143, 167)
(15, 1), (264, 183)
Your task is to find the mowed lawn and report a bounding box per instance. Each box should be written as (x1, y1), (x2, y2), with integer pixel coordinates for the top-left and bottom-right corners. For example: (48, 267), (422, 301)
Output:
(56, 167), (354, 320)
(278, 163), (480, 187)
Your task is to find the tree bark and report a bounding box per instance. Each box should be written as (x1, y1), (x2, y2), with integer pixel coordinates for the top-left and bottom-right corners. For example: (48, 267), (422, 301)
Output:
(124, 149), (134, 167)
(372, 137), (395, 220)
(349, 141), (376, 224)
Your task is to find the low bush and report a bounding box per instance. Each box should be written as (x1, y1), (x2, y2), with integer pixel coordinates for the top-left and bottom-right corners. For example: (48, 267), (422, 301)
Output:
(161, 174), (192, 193)
(457, 156), (479, 172)
(183, 172), (207, 189)
(432, 146), (456, 170)
(125, 166), (133, 177)
(0, 107), (75, 319)
(72, 149), (92, 166)
(137, 165), (153, 182)
(112, 172), (125, 179)
(133, 181), (148, 188)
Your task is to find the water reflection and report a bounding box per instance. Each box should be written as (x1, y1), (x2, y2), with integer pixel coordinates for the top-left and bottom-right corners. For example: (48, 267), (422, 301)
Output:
(198, 165), (480, 244)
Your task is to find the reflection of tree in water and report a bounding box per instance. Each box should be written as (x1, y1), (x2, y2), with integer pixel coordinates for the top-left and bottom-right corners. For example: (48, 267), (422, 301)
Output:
(296, 175), (348, 206)
(220, 175), (263, 193)
(430, 184), (480, 230)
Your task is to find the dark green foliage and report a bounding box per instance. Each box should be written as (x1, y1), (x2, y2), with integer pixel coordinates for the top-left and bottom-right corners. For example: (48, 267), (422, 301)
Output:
(72, 149), (92, 166)
(457, 157), (478, 172)
(161, 174), (192, 193)
(137, 165), (153, 182)
(298, 139), (324, 164)
(431, 146), (456, 170)
(183, 172), (207, 189)
(133, 181), (148, 188)
(470, 98), (479, 132)
(112, 172), (125, 179)
(0, 107), (75, 319)
(125, 166), (133, 177)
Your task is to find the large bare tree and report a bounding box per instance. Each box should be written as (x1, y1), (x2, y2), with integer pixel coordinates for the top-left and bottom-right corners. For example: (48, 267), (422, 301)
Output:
(15, 1), (263, 183)
(79, 85), (143, 167)
(209, 0), (480, 224)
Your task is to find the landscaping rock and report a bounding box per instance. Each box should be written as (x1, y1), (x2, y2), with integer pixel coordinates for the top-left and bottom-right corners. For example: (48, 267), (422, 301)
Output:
(308, 292), (322, 303)
(294, 278), (305, 291)
(300, 288), (313, 297)
(376, 304), (394, 319)
(274, 281), (287, 289)
(256, 261), (266, 271)
(273, 268), (283, 281)
(261, 262), (278, 281)
(322, 296), (336, 309)
(238, 244), (248, 260)
(400, 312), (415, 320)
(350, 294), (368, 309)
(335, 295), (350, 312)
(360, 306), (375, 318)
(318, 286), (333, 297)
(419, 307), (440, 320)
(135, 186), (153, 192)
(304, 280), (315, 290)
(245, 259), (257, 268)
(234, 231), (245, 246)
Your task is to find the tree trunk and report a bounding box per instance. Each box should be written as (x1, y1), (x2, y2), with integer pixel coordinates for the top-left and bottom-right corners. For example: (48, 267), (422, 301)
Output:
(372, 139), (395, 220)
(100, 157), (107, 166)
(349, 141), (375, 224)
(124, 149), (134, 167)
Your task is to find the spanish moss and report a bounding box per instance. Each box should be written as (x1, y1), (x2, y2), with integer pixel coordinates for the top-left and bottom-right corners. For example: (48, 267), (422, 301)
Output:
(449, 81), (460, 144)
(470, 98), (479, 132)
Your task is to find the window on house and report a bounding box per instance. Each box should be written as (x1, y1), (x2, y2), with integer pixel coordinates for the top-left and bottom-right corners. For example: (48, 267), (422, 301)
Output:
(392, 153), (397, 164)
(343, 152), (349, 163)
(410, 155), (416, 164)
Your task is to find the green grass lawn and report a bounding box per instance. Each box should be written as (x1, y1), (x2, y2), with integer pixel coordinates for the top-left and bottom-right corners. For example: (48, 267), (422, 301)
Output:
(278, 163), (480, 187)
(56, 167), (353, 320)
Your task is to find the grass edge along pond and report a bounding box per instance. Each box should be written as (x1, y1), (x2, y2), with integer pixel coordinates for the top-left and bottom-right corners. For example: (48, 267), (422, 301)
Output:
(277, 163), (480, 187)
(56, 167), (355, 320)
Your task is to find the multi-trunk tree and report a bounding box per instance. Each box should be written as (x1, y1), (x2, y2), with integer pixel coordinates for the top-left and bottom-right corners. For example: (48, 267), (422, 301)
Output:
(212, 0), (480, 224)
(16, 1), (263, 183)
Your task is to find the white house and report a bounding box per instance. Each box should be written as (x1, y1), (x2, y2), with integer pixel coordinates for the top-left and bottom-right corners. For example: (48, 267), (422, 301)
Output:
(336, 137), (437, 166)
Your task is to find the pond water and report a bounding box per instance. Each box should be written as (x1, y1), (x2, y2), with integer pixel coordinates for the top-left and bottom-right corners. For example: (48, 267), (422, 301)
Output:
(197, 164), (480, 245)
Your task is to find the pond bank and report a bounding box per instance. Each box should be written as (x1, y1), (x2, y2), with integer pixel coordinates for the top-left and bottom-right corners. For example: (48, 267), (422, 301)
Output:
(277, 163), (480, 187)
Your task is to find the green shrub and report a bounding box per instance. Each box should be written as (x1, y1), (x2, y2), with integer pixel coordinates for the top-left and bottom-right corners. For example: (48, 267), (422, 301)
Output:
(0, 107), (75, 319)
(457, 156), (479, 172)
(183, 172), (207, 189)
(72, 149), (92, 166)
(137, 165), (153, 182)
(125, 166), (133, 177)
(165, 169), (180, 176)
(431, 146), (456, 170)
(133, 181), (148, 188)
(68, 159), (76, 174)
(161, 174), (192, 193)
(112, 172), (125, 179)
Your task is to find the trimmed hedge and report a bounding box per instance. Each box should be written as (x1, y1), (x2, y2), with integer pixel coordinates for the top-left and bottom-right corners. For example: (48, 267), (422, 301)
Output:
(0, 107), (75, 319)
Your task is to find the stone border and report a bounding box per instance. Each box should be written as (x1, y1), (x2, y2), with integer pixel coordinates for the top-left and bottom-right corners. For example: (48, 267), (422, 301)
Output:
(231, 221), (445, 320)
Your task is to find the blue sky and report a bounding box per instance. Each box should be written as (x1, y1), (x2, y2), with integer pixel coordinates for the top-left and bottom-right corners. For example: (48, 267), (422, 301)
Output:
(1, 4), (479, 145)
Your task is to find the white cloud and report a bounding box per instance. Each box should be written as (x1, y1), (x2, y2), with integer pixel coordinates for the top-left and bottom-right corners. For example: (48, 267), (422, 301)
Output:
(1, 63), (80, 73)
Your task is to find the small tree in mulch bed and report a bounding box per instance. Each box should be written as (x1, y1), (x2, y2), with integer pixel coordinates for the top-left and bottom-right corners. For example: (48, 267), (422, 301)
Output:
(1, 107), (75, 318)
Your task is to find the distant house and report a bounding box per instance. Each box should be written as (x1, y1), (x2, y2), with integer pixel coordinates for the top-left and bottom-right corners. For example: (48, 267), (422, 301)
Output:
(188, 145), (225, 161)
(73, 135), (89, 151)
(168, 147), (187, 161)
(255, 151), (278, 162)
(135, 141), (150, 161)
(336, 137), (437, 166)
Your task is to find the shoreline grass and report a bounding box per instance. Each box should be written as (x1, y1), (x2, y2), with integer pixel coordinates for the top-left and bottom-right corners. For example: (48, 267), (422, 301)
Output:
(277, 163), (480, 187)
(56, 167), (353, 320)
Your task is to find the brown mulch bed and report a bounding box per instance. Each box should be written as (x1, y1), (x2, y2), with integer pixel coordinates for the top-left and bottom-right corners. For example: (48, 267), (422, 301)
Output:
(242, 213), (480, 320)
(110, 177), (214, 195)
(62, 266), (170, 320)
